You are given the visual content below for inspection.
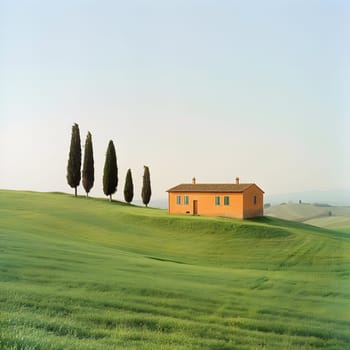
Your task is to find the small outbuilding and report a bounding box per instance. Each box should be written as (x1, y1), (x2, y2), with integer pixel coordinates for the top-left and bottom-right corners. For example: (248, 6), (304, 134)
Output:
(167, 177), (264, 219)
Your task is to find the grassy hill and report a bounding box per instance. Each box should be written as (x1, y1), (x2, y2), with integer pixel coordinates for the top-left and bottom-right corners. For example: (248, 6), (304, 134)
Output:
(0, 190), (349, 349)
(265, 203), (350, 233)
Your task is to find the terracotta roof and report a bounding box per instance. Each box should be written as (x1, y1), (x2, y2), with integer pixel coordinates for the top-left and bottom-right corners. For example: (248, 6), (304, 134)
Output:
(167, 183), (264, 193)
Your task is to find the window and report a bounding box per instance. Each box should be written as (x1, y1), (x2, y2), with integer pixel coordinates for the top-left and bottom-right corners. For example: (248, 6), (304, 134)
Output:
(253, 195), (257, 205)
(184, 196), (189, 205)
(215, 196), (220, 206)
(224, 196), (230, 206)
(176, 196), (181, 205)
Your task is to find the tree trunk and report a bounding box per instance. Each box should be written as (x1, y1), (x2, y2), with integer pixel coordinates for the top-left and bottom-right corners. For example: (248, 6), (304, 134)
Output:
(86, 192), (89, 198)
(75, 187), (77, 197)
(109, 194), (112, 202)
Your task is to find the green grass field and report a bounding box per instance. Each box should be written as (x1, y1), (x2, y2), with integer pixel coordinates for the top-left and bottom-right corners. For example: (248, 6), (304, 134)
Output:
(1, 190), (350, 349)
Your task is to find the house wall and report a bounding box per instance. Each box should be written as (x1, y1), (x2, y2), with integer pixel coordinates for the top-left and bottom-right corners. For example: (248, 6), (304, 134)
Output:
(242, 185), (264, 218)
(168, 192), (244, 219)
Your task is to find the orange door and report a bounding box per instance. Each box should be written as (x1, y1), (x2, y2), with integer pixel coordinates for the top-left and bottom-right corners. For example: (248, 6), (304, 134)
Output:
(193, 200), (198, 215)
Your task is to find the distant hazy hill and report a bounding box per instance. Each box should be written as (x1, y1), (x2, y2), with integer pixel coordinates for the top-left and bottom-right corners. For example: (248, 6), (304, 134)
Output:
(265, 189), (350, 206)
(133, 198), (168, 209)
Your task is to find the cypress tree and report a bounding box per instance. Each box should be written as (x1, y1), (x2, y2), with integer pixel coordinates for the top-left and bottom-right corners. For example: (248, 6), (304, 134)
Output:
(82, 131), (94, 197)
(66, 123), (81, 197)
(141, 165), (151, 207)
(103, 140), (118, 201)
(124, 168), (134, 203)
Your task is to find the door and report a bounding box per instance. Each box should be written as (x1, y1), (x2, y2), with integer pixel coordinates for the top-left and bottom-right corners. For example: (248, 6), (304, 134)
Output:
(193, 200), (198, 215)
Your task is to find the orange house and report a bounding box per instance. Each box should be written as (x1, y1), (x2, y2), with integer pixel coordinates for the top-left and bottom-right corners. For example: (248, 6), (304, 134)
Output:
(167, 177), (264, 219)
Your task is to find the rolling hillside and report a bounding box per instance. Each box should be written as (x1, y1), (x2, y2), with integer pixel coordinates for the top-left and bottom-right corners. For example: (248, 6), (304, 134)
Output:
(265, 203), (350, 233)
(0, 190), (350, 349)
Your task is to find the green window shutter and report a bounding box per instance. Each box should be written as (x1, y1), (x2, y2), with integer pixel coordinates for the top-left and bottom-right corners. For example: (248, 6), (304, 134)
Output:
(176, 196), (181, 205)
(224, 196), (230, 206)
(184, 196), (189, 205)
(215, 196), (220, 206)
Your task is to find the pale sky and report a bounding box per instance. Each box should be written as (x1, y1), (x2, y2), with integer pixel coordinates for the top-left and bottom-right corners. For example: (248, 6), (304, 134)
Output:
(0, 0), (349, 202)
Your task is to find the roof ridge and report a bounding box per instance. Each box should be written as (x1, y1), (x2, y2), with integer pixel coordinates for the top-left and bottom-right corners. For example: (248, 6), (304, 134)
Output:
(166, 183), (263, 193)
(183, 182), (254, 185)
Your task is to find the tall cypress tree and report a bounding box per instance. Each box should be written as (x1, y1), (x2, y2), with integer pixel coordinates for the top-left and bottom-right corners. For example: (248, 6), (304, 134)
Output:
(124, 168), (134, 204)
(103, 140), (118, 201)
(82, 131), (94, 197)
(141, 165), (151, 207)
(67, 123), (81, 197)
